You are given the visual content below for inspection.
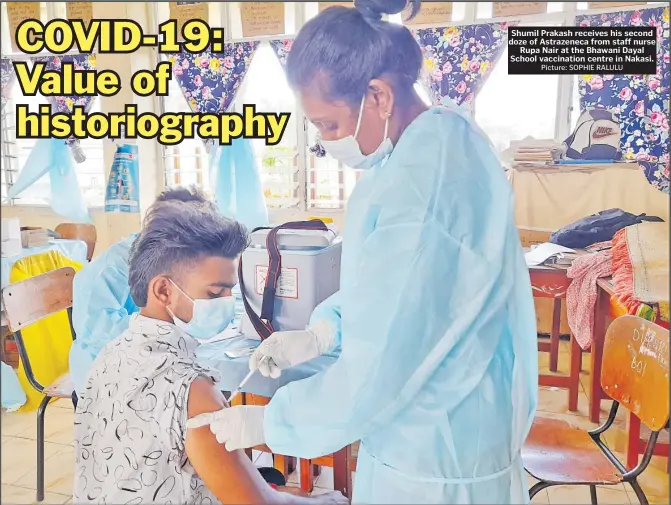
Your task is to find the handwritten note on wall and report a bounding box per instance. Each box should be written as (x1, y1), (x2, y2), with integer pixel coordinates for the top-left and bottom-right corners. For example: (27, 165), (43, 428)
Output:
(493, 2), (547, 17)
(6, 2), (41, 52)
(168, 2), (209, 41)
(587, 2), (646, 9)
(241, 2), (285, 38)
(66, 2), (93, 26)
(404, 2), (452, 25)
(318, 2), (353, 13)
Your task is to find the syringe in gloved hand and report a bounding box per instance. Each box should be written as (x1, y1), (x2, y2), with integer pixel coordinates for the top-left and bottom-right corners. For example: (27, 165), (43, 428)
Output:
(226, 355), (270, 404)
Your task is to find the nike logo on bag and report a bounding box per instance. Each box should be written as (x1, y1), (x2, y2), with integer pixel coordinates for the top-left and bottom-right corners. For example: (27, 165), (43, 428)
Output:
(593, 127), (617, 139)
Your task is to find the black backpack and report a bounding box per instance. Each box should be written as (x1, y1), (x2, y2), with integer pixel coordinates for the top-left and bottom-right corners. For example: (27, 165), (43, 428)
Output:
(549, 208), (664, 249)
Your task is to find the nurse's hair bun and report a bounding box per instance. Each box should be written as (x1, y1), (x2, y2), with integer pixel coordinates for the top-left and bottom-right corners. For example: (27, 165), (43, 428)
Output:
(354, 0), (421, 22)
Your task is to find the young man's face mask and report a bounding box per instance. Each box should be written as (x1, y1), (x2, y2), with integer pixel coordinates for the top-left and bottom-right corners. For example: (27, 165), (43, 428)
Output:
(167, 279), (235, 340)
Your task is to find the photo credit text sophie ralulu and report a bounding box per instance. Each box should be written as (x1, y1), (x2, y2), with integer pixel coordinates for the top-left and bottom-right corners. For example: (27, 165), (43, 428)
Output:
(507, 26), (657, 75)
(11, 18), (291, 147)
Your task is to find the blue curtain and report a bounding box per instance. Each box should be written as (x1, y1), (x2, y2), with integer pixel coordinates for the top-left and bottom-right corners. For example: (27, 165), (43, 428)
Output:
(576, 7), (670, 193)
(170, 44), (268, 229)
(7, 54), (97, 222)
(414, 22), (510, 106)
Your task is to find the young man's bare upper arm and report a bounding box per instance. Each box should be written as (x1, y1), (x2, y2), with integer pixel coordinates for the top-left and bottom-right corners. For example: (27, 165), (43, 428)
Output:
(186, 376), (278, 504)
(186, 377), (345, 505)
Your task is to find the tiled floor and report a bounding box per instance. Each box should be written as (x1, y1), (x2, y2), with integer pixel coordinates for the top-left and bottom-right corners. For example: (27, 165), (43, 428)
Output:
(1, 340), (669, 504)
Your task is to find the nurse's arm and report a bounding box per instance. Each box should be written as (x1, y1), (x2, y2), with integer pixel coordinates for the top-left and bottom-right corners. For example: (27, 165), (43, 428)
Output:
(186, 377), (346, 504)
(309, 291), (342, 348)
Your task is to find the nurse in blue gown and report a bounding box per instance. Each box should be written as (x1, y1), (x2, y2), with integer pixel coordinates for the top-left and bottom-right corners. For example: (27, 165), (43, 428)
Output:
(189, 0), (539, 502)
(69, 187), (213, 395)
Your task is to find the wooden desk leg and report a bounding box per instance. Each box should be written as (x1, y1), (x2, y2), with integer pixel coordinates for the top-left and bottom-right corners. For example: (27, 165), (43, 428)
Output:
(568, 333), (581, 412)
(333, 446), (352, 498)
(299, 459), (315, 494)
(273, 454), (287, 475)
(626, 412), (642, 470)
(271, 454), (296, 477)
(590, 288), (608, 424)
(550, 298), (562, 372)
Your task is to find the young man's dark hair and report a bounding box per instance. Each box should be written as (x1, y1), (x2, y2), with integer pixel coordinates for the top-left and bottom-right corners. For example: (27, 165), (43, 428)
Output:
(155, 185), (211, 204)
(128, 201), (249, 306)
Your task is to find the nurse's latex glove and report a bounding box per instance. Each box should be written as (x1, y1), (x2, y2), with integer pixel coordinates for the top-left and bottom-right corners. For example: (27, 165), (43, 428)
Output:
(249, 320), (336, 378)
(187, 405), (265, 451)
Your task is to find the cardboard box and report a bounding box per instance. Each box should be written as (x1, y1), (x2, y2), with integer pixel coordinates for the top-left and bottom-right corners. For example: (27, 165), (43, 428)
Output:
(20, 227), (49, 248)
(518, 226), (553, 248)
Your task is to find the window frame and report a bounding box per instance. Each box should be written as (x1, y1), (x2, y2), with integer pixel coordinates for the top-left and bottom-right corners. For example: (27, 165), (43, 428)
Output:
(153, 1), (668, 211)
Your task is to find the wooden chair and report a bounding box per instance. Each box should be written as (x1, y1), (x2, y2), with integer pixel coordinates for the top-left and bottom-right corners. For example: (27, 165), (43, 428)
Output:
(1, 267), (77, 503)
(523, 316), (670, 505)
(55, 223), (97, 261)
(529, 266), (582, 411)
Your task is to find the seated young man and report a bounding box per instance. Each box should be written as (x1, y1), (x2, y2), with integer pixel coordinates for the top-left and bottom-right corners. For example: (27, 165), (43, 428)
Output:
(69, 186), (215, 399)
(73, 201), (347, 505)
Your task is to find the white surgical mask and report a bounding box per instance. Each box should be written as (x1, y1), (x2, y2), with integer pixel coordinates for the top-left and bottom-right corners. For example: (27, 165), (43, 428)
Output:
(166, 279), (236, 341)
(320, 96), (394, 170)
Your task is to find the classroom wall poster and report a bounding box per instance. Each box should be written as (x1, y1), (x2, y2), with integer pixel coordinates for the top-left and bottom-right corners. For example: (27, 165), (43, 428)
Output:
(240, 2), (285, 37)
(168, 2), (209, 41)
(493, 2), (547, 17)
(65, 2), (93, 26)
(105, 144), (140, 213)
(6, 2), (41, 52)
(587, 2), (647, 8)
(404, 2), (452, 25)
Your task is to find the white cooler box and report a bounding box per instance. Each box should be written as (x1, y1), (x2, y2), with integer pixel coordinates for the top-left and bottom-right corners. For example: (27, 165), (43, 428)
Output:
(240, 223), (342, 340)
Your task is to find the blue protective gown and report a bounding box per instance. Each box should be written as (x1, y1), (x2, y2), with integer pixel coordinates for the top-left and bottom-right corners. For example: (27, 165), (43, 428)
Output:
(264, 106), (538, 503)
(69, 234), (139, 394)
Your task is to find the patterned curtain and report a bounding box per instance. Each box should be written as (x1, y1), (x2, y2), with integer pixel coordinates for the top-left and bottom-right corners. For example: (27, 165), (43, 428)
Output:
(1, 58), (16, 112)
(414, 22), (510, 106)
(269, 38), (292, 68)
(576, 7), (670, 193)
(33, 54), (98, 160)
(170, 43), (258, 116)
(169, 43), (268, 229)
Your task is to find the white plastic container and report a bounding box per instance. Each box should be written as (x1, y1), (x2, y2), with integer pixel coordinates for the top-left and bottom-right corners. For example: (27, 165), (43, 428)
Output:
(1, 218), (21, 241)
